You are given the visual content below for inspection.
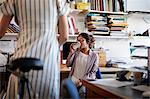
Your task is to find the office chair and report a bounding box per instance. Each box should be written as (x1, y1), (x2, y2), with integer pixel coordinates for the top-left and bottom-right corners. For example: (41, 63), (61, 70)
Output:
(61, 78), (80, 99)
(7, 57), (43, 99)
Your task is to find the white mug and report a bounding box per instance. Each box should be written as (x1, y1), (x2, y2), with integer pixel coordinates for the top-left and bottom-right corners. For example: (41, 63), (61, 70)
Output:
(72, 42), (81, 50)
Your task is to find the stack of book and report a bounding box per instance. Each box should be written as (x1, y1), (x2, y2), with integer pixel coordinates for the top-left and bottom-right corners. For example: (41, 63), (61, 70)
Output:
(108, 15), (128, 36)
(6, 23), (20, 33)
(86, 14), (109, 36)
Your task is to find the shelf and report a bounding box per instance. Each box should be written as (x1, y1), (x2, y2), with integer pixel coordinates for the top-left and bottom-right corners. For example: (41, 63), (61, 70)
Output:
(87, 10), (128, 15)
(70, 9), (128, 15)
(68, 34), (129, 39)
(0, 33), (17, 40)
(93, 35), (129, 39)
(131, 45), (150, 48)
(132, 36), (150, 39)
(5, 33), (18, 36)
(131, 56), (148, 59)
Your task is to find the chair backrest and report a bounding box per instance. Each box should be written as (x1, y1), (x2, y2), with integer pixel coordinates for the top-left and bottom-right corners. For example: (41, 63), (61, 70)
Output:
(61, 78), (80, 99)
(96, 68), (102, 79)
(8, 57), (43, 72)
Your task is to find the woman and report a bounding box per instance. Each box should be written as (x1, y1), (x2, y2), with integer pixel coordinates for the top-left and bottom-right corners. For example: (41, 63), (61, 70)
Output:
(66, 33), (99, 89)
(0, 0), (69, 98)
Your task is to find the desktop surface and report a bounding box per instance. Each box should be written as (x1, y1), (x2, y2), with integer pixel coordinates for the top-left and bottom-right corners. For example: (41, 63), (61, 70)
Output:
(83, 79), (148, 99)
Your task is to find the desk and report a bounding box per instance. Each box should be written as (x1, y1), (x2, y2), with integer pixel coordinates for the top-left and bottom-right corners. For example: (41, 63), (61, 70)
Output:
(60, 64), (125, 82)
(82, 80), (144, 99)
(60, 65), (124, 74)
(60, 66), (71, 82)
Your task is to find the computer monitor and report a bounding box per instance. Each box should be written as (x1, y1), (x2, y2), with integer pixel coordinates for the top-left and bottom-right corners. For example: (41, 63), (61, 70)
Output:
(62, 42), (76, 60)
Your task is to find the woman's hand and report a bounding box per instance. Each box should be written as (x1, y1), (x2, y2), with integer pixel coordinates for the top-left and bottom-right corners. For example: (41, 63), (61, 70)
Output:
(70, 43), (76, 53)
(70, 42), (81, 53)
(71, 76), (82, 87)
(77, 79), (82, 87)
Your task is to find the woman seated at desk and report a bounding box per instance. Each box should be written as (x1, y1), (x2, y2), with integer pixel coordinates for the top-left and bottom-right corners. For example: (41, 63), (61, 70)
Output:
(66, 32), (99, 96)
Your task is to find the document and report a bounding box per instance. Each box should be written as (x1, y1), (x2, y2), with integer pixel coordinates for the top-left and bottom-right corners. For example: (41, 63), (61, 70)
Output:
(132, 85), (150, 92)
(90, 78), (133, 87)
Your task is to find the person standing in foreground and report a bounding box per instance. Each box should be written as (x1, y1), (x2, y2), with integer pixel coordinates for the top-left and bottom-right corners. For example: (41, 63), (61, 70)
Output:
(0, 0), (69, 98)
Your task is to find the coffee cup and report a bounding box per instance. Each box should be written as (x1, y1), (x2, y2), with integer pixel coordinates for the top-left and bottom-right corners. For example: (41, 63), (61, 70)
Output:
(72, 42), (81, 50)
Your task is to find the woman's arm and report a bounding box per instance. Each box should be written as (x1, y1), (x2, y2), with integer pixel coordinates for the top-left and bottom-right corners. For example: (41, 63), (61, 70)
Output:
(0, 15), (13, 39)
(66, 52), (75, 67)
(58, 15), (69, 46)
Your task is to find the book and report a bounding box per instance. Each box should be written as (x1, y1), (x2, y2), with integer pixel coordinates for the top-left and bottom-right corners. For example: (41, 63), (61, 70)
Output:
(87, 25), (109, 29)
(70, 16), (78, 33)
(110, 26), (125, 31)
(67, 16), (75, 35)
(108, 22), (128, 27)
(86, 16), (106, 21)
(89, 27), (109, 32)
(91, 31), (110, 35)
(86, 21), (107, 25)
(6, 24), (20, 33)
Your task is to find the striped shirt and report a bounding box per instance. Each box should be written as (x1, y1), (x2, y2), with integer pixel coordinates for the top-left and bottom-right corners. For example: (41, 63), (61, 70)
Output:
(0, 0), (69, 98)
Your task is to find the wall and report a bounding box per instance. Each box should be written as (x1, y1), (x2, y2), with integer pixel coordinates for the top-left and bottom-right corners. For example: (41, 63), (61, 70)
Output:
(127, 13), (150, 35)
(95, 38), (131, 63)
(71, 13), (131, 63)
(127, 0), (150, 34)
(127, 0), (150, 12)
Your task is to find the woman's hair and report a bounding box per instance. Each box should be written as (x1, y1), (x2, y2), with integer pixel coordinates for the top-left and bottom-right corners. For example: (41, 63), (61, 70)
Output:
(78, 32), (95, 49)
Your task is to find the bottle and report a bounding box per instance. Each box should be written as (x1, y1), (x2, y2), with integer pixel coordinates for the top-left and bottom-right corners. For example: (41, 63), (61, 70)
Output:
(99, 48), (106, 67)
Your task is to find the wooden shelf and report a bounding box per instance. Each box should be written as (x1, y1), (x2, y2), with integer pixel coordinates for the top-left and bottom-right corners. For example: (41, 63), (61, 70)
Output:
(68, 35), (129, 41)
(93, 35), (129, 39)
(131, 45), (150, 48)
(5, 33), (18, 36)
(70, 9), (128, 15)
(131, 56), (148, 59)
(0, 33), (17, 40)
(87, 10), (128, 15)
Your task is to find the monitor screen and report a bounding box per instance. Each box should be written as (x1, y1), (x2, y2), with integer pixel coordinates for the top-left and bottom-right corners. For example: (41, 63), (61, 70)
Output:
(62, 42), (75, 60)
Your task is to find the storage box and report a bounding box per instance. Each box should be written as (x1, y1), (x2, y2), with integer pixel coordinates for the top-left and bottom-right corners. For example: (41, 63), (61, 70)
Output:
(75, 2), (90, 10)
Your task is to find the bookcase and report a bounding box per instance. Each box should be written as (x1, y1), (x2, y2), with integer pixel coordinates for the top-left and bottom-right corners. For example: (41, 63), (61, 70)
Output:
(68, 0), (128, 38)
(64, 0), (131, 65)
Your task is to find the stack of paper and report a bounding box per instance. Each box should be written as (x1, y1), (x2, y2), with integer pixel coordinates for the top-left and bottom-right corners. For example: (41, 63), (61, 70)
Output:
(90, 78), (133, 87)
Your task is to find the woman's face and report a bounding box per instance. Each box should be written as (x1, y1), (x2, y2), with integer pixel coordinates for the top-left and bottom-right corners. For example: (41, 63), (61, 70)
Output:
(77, 35), (89, 49)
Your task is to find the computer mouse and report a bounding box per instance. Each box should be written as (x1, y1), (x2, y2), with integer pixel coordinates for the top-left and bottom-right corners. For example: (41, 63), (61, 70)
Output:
(142, 91), (150, 97)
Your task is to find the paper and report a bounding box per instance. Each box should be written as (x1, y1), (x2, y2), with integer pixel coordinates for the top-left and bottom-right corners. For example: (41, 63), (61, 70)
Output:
(132, 85), (150, 92)
(0, 53), (7, 66)
(0, 40), (15, 53)
(90, 78), (133, 87)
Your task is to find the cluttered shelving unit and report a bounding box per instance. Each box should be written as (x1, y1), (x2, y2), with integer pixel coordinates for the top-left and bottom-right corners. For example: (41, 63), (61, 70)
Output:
(67, 0), (129, 41)
(63, 0), (132, 69)
(130, 36), (150, 67)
